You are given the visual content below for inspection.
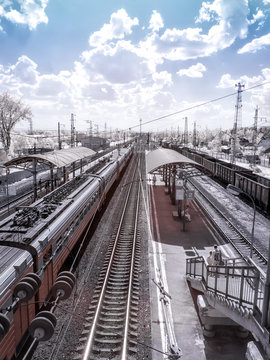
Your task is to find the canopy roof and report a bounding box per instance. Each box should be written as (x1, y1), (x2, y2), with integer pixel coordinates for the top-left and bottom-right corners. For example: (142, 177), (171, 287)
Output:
(146, 148), (204, 173)
(4, 147), (96, 168)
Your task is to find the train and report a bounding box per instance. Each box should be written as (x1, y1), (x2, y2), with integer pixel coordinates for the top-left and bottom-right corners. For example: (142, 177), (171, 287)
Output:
(163, 142), (270, 214)
(0, 146), (133, 360)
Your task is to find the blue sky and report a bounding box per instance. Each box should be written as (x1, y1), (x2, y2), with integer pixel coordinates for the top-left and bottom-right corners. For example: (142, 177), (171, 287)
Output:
(0, 0), (270, 133)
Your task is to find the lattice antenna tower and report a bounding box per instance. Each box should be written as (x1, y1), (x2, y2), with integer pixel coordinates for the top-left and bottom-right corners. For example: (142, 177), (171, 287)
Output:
(231, 82), (244, 163)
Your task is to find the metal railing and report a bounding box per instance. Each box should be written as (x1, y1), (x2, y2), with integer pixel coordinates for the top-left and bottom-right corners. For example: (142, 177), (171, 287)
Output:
(186, 256), (265, 316)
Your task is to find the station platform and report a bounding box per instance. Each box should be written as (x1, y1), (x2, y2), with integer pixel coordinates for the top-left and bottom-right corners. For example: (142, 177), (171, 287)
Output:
(147, 178), (253, 360)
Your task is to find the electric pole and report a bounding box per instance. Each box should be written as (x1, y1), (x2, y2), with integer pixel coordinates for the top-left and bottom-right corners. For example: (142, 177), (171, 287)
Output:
(253, 106), (259, 166)
(184, 117), (188, 146)
(193, 120), (196, 149)
(71, 113), (75, 148)
(58, 122), (62, 150)
(104, 122), (107, 138)
(231, 82), (244, 163)
(29, 119), (33, 135)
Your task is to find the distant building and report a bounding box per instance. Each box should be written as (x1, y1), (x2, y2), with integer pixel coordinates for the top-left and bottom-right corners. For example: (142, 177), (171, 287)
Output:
(77, 135), (109, 151)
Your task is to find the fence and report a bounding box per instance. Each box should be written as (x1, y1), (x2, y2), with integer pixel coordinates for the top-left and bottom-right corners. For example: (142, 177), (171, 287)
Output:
(186, 256), (265, 316)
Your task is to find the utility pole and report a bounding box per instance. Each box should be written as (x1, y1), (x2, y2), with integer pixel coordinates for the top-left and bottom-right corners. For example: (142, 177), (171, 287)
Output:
(95, 124), (99, 137)
(89, 120), (93, 137)
(184, 117), (188, 146)
(193, 121), (196, 149)
(29, 119), (33, 135)
(58, 122), (62, 150)
(71, 113), (75, 148)
(231, 82), (244, 163)
(253, 106), (259, 166)
(140, 118), (142, 138)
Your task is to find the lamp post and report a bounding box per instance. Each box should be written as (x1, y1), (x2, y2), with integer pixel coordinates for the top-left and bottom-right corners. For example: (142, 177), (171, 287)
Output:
(226, 184), (256, 258)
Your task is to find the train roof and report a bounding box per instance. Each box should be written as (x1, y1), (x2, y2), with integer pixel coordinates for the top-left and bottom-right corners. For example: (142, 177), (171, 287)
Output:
(146, 148), (205, 173)
(4, 147), (96, 168)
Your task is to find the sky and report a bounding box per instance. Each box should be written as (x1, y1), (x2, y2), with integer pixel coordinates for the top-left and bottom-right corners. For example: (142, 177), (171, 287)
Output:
(0, 0), (270, 134)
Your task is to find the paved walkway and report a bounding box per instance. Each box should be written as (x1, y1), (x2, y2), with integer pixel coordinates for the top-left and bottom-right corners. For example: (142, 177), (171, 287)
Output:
(147, 179), (251, 360)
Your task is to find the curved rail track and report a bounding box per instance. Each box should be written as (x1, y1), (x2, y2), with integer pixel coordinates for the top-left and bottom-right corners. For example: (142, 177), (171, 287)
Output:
(189, 175), (268, 271)
(75, 154), (143, 360)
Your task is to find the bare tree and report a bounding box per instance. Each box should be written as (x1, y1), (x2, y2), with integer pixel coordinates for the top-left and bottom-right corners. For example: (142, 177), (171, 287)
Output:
(0, 92), (32, 155)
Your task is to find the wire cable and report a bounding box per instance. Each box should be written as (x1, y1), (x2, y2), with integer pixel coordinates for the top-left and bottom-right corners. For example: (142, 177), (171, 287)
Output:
(128, 80), (270, 130)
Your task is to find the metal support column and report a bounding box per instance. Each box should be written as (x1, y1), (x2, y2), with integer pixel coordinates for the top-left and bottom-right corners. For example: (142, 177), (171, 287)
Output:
(168, 165), (171, 194)
(33, 159), (37, 201)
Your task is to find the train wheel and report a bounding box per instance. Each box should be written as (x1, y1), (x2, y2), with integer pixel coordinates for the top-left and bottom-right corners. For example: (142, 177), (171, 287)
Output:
(24, 273), (42, 288)
(0, 323), (5, 341)
(29, 317), (55, 342)
(52, 280), (73, 300)
(0, 314), (10, 341)
(56, 275), (74, 289)
(58, 271), (76, 285)
(36, 311), (57, 328)
(14, 281), (35, 302)
(22, 276), (39, 294)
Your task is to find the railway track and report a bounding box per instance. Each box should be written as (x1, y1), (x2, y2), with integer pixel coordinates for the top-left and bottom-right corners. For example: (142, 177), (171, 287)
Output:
(0, 157), (112, 220)
(74, 154), (142, 359)
(188, 176), (268, 271)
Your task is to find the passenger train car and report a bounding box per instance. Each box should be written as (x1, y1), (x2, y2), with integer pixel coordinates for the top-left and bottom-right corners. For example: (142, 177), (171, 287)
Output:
(0, 146), (132, 360)
(164, 143), (270, 214)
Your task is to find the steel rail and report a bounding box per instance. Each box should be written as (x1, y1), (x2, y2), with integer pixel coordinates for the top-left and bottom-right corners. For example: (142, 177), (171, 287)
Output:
(120, 157), (141, 360)
(82, 157), (140, 359)
(188, 177), (268, 268)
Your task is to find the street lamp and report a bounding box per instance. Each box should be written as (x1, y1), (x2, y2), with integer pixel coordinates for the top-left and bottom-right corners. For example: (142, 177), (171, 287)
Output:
(226, 184), (256, 258)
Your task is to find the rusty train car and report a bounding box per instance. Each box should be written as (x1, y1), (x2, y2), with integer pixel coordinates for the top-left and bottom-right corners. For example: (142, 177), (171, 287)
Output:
(166, 143), (270, 214)
(0, 147), (132, 360)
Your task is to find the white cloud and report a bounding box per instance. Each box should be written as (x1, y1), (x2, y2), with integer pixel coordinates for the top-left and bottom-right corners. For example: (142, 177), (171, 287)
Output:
(248, 8), (265, 29)
(36, 74), (66, 96)
(263, 0), (270, 4)
(148, 10), (164, 32)
(217, 72), (264, 90)
(140, 0), (250, 62)
(252, 9), (265, 21)
(82, 83), (117, 101)
(152, 71), (172, 88)
(1, 0), (49, 30)
(2, 5), (268, 132)
(82, 41), (151, 84)
(11, 56), (39, 85)
(238, 33), (270, 54)
(177, 63), (207, 78)
(195, 1), (216, 23)
(89, 9), (138, 47)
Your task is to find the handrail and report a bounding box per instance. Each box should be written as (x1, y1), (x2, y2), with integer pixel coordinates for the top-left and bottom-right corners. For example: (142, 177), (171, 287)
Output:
(186, 256), (265, 316)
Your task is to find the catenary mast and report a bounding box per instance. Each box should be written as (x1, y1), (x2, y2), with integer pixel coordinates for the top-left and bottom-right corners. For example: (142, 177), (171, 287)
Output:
(231, 82), (244, 163)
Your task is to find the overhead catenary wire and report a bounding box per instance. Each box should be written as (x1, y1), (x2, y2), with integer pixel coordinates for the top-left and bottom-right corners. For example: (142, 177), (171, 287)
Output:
(128, 80), (270, 130)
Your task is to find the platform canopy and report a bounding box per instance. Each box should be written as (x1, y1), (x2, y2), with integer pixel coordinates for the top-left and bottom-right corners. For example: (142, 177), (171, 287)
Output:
(4, 147), (96, 169)
(146, 148), (204, 174)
